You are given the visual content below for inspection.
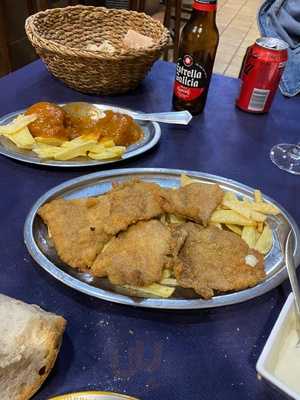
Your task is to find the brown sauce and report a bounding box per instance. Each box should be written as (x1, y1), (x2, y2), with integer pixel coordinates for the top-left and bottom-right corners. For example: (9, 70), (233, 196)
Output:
(25, 102), (143, 146)
(25, 102), (69, 139)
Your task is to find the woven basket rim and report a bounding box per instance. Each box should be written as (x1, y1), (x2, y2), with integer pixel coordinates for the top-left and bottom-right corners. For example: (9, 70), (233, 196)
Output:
(25, 5), (170, 61)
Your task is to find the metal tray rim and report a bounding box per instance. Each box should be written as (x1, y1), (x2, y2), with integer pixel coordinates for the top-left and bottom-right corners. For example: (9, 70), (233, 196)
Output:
(24, 168), (300, 309)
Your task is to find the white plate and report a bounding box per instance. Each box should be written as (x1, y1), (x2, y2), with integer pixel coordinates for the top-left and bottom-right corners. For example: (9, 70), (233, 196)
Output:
(257, 293), (300, 399)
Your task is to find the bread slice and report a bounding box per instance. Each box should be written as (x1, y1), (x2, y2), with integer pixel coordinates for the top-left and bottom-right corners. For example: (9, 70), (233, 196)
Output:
(0, 294), (66, 400)
(123, 29), (154, 50)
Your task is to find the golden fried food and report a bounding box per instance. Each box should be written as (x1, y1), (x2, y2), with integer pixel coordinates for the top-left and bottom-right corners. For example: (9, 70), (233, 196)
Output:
(103, 180), (163, 235)
(25, 102), (69, 139)
(38, 180), (164, 271)
(91, 220), (186, 286)
(38, 197), (111, 271)
(37, 177), (277, 300)
(160, 182), (224, 225)
(175, 223), (265, 299)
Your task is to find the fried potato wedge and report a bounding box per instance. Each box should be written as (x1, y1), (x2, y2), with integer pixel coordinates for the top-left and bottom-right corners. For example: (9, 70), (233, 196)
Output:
(225, 224), (242, 235)
(88, 146), (125, 160)
(254, 189), (263, 203)
(168, 214), (186, 224)
(257, 222), (264, 233)
(209, 222), (222, 229)
(241, 226), (258, 249)
(162, 269), (172, 279)
(180, 174), (199, 186)
(210, 209), (256, 226)
(0, 114), (37, 134)
(242, 201), (280, 216)
(54, 140), (97, 160)
(32, 143), (61, 159)
(159, 278), (179, 287)
(99, 139), (115, 147)
(60, 136), (97, 148)
(4, 126), (35, 149)
(222, 199), (266, 222)
(255, 225), (273, 254)
(121, 283), (175, 298)
(223, 192), (238, 202)
(35, 136), (65, 146)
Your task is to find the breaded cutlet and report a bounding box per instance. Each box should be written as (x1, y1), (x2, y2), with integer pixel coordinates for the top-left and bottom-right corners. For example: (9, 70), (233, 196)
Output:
(175, 223), (265, 299)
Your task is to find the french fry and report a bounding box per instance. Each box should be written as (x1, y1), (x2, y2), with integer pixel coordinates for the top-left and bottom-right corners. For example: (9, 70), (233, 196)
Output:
(54, 140), (97, 160)
(99, 138), (115, 147)
(254, 225), (273, 254)
(254, 189), (263, 203)
(168, 214), (186, 224)
(180, 174), (199, 186)
(241, 201), (280, 216)
(0, 114), (37, 134)
(241, 226), (258, 248)
(35, 136), (65, 146)
(4, 126), (35, 149)
(32, 143), (61, 159)
(86, 143), (106, 153)
(159, 278), (178, 287)
(122, 283), (175, 298)
(209, 222), (223, 229)
(257, 222), (264, 233)
(162, 269), (172, 279)
(222, 199), (266, 222)
(225, 224), (242, 235)
(60, 136), (97, 148)
(223, 192), (238, 202)
(210, 209), (256, 226)
(160, 214), (167, 224)
(88, 146), (125, 160)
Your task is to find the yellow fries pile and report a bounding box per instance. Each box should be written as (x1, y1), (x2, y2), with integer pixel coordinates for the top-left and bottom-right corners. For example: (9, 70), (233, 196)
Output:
(181, 174), (279, 255)
(0, 114), (126, 161)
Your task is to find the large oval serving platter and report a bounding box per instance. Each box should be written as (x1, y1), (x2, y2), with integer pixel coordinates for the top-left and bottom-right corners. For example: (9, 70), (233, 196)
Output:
(0, 104), (160, 167)
(24, 168), (300, 309)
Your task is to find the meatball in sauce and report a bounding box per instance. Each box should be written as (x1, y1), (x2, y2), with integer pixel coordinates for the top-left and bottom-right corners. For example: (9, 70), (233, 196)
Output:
(25, 102), (69, 139)
(25, 102), (143, 145)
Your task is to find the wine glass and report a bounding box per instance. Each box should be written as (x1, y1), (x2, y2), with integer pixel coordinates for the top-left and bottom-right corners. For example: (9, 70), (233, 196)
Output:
(270, 143), (300, 175)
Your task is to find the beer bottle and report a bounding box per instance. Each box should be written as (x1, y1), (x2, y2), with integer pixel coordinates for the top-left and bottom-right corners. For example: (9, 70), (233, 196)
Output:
(172, 0), (219, 115)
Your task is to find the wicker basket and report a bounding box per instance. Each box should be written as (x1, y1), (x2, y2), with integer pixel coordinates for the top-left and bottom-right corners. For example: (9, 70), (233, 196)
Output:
(25, 5), (169, 95)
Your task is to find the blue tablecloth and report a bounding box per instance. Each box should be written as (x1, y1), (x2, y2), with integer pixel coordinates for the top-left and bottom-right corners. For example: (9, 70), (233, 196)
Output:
(0, 60), (298, 400)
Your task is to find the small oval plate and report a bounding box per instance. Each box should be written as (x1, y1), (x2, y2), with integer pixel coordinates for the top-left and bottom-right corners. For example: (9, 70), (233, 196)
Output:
(24, 168), (300, 309)
(0, 104), (160, 167)
(49, 391), (139, 400)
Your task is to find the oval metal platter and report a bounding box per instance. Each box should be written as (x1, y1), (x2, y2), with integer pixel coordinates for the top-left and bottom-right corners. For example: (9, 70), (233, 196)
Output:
(24, 168), (300, 309)
(0, 104), (160, 167)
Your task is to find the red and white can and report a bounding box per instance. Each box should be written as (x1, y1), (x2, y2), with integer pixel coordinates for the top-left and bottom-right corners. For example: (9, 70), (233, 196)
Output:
(236, 37), (288, 113)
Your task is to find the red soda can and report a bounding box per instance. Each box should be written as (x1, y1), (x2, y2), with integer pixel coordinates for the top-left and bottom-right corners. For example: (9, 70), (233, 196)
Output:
(236, 37), (288, 113)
